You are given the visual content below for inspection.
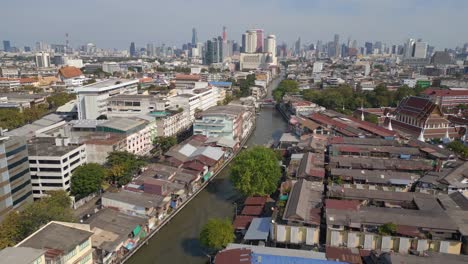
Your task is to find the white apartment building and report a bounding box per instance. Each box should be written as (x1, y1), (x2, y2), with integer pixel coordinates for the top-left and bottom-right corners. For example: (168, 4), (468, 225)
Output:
(0, 78), (20, 90)
(107, 94), (169, 118)
(102, 62), (121, 74)
(154, 110), (191, 137)
(28, 137), (87, 199)
(169, 86), (222, 121)
(75, 78), (138, 120)
(35, 52), (51, 68)
(96, 117), (156, 155)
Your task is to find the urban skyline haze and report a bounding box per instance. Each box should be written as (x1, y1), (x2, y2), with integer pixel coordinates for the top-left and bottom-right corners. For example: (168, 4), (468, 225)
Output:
(1, 0), (467, 49)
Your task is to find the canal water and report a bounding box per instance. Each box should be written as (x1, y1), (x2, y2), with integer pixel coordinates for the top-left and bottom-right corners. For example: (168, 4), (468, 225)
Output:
(127, 79), (287, 264)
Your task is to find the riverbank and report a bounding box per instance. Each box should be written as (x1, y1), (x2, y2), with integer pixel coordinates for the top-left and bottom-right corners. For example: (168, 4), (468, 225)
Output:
(126, 79), (288, 264)
(121, 119), (256, 263)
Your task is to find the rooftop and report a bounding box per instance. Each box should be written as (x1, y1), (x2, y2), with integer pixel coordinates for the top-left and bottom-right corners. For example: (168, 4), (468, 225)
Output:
(0, 247), (45, 264)
(27, 137), (83, 157)
(75, 78), (138, 92)
(17, 222), (93, 254)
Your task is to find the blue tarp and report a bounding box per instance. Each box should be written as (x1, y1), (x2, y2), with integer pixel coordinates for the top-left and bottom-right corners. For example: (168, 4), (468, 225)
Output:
(244, 217), (271, 241)
(208, 81), (232, 87)
(251, 253), (347, 264)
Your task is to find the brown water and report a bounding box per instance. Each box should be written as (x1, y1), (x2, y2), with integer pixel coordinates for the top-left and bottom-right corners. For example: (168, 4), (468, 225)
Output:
(126, 78), (286, 264)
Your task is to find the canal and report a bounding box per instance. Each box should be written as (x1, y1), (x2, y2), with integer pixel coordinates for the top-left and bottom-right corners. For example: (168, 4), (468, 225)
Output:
(127, 77), (287, 264)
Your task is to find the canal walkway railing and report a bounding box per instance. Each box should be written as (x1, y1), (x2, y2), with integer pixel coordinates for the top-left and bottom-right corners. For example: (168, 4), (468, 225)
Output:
(120, 119), (257, 263)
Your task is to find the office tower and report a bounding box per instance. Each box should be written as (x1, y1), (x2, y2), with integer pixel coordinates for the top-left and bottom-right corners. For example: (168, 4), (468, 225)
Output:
(327, 41), (335, 57)
(413, 41), (428, 58)
(222, 26), (227, 42)
(0, 135), (34, 222)
(351, 40), (357, 49)
(3, 40), (11, 52)
(24, 46), (31, 52)
(35, 52), (51, 68)
(265, 35), (276, 58)
(404, 38), (415, 58)
(204, 37), (223, 64)
(295, 37), (301, 55)
(233, 41), (239, 53)
(365, 42), (373, 55)
(374, 41), (382, 54)
(256, 29), (264, 52)
(192, 28), (198, 46)
(129, 42), (136, 57)
(245, 30), (257, 53)
(334, 34), (340, 58)
(241, 34), (246, 53)
(341, 44), (348, 57)
(147, 43), (154, 57)
(215, 36), (223, 62)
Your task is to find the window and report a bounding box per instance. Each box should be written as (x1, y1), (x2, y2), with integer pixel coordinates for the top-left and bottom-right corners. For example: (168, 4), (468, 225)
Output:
(64, 249), (77, 262)
(79, 252), (92, 264)
(79, 239), (90, 251)
(38, 160), (60, 165)
(6, 145), (26, 157)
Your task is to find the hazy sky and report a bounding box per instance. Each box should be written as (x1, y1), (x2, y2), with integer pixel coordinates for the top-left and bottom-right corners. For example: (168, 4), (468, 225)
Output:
(1, 0), (467, 50)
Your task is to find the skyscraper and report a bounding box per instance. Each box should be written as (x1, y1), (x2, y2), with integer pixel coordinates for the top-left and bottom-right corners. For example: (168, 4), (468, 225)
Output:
(255, 29), (264, 52)
(334, 34), (340, 58)
(404, 38), (415, 58)
(295, 37), (301, 55)
(245, 30), (257, 53)
(129, 42), (136, 57)
(365, 42), (373, 55)
(222, 26), (227, 42)
(35, 52), (51, 68)
(241, 34), (246, 53)
(413, 41), (428, 58)
(192, 28), (198, 46)
(147, 43), (154, 57)
(265, 35), (276, 58)
(3, 40), (11, 52)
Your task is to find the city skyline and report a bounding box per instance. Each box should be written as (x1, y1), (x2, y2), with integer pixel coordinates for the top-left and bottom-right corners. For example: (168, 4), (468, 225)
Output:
(1, 0), (467, 50)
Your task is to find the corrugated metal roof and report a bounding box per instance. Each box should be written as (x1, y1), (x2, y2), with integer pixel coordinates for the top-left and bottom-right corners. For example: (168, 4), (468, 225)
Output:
(244, 217), (271, 241)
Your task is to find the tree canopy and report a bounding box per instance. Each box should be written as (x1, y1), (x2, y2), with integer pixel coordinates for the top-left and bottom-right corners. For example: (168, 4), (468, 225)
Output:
(106, 151), (146, 186)
(230, 146), (281, 196)
(0, 104), (49, 130)
(46, 93), (76, 109)
(71, 163), (106, 199)
(153, 136), (177, 153)
(0, 191), (74, 249)
(378, 222), (397, 236)
(273, 80), (300, 102)
(447, 140), (468, 159)
(199, 218), (234, 250)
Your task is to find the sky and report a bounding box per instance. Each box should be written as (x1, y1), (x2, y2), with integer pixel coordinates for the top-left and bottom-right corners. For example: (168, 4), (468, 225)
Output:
(1, 0), (467, 50)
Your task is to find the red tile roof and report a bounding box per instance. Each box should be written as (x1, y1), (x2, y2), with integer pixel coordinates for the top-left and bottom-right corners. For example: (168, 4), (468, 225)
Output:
(58, 66), (82, 79)
(245, 196), (268, 206)
(19, 77), (38, 83)
(214, 248), (252, 264)
(423, 89), (468, 97)
(175, 74), (200, 81)
(326, 246), (363, 264)
(325, 199), (361, 211)
(241, 205), (263, 216)
(233, 215), (254, 230)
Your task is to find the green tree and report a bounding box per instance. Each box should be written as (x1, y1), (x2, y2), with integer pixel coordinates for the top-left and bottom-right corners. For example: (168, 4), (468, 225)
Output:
(199, 218), (234, 250)
(273, 80), (299, 102)
(153, 136), (177, 153)
(365, 115), (379, 124)
(46, 93), (76, 108)
(378, 223), (397, 236)
(230, 146), (281, 196)
(447, 140), (468, 158)
(71, 163), (106, 199)
(0, 191), (74, 249)
(106, 151), (146, 186)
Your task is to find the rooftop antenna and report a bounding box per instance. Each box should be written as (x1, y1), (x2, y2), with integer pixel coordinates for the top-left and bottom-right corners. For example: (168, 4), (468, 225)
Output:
(65, 33), (69, 54)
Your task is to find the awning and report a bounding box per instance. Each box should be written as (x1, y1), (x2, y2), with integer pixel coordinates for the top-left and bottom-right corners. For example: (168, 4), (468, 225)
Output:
(132, 225), (142, 236)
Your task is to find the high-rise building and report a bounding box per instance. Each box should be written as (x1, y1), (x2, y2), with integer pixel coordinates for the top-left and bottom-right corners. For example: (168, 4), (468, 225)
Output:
(35, 52), (51, 68)
(192, 28), (198, 46)
(2, 40), (11, 52)
(222, 26), (227, 42)
(255, 29), (264, 52)
(404, 38), (415, 58)
(204, 37), (223, 64)
(0, 134), (33, 222)
(241, 34), (246, 53)
(413, 41), (428, 58)
(295, 37), (301, 55)
(265, 35), (276, 58)
(364, 42), (373, 55)
(147, 43), (154, 57)
(245, 30), (257, 53)
(129, 42), (136, 57)
(24, 46), (31, 52)
(334, 34), (340, 58)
